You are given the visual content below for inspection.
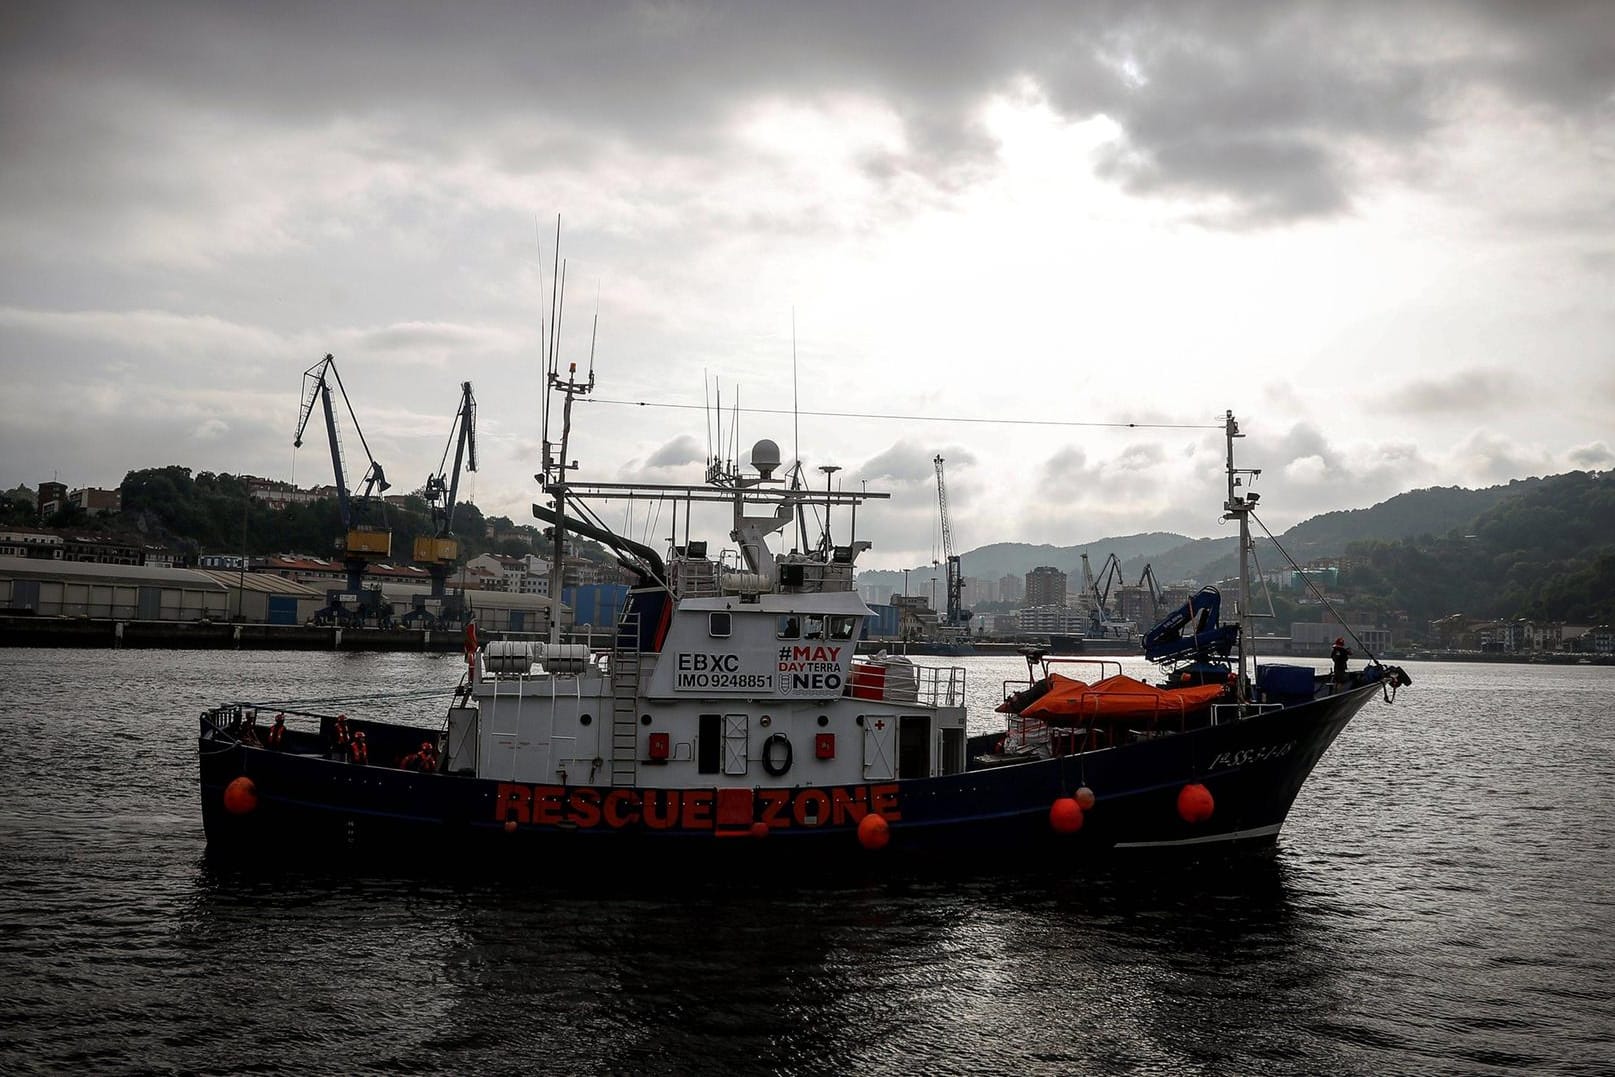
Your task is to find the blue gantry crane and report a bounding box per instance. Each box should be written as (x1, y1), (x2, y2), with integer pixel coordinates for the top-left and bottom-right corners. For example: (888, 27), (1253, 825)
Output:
(293, 354), (393, 627)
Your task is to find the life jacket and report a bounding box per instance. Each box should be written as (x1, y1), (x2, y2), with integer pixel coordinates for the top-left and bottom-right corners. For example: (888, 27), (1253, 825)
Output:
(333, 716), (350, 749)
(415, 743), (439, 772)
(267, 718), (285, 749)
(350, 733), (369, 765)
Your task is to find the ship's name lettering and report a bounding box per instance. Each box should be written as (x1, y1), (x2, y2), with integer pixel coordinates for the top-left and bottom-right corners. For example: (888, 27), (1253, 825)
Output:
(1209, 740), (1296, 769)
(494, 782), (902, 832)
(788, 671), (842, 692)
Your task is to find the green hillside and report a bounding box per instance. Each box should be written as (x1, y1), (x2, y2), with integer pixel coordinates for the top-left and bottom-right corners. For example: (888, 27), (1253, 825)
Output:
(856, 471), (1615, 633)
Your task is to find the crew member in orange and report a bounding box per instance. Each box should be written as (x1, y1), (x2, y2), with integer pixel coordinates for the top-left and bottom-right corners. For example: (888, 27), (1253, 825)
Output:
(417, 740), (440, 772)
(330, 714), (350, 757)
(349, 729), (369, 765)
(266, 713), (286, 749)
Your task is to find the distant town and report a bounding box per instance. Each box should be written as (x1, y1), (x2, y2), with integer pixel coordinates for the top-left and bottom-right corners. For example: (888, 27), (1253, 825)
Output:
(1, 472), (1610, 659)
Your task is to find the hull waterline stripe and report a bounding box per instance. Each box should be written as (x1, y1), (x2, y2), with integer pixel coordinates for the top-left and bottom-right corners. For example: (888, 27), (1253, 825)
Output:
(1112, 822), (1282, 848)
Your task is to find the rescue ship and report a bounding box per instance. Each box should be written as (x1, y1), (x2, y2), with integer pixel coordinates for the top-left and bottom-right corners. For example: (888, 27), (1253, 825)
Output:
(197, 366), (1410, 865)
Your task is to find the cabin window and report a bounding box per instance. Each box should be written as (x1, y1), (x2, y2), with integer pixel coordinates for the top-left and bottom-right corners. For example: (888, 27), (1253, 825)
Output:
(697, 714), (721, 774)
(708, 612), (732, 638)
(776, 615), (800, 639)
(827, 615), (856, 640)
(803, 614), (826, 639)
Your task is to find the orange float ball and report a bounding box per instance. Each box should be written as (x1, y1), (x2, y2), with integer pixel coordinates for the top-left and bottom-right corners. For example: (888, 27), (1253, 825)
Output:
(1177, 782), (1215, 824)
(222, 775), (258, 815)
(1049, 796), (1084, 833)
(504, 819), (518, 833)
(750, 821), (770, 839)
(1074, 786), (1096, 811)
(857, 813), (890, 851)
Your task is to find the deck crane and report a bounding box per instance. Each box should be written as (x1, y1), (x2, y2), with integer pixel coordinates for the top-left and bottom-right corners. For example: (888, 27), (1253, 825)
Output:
(406, 381), (478, 628)
(933, 455), (969, 633)
(293, 354), (393, 627)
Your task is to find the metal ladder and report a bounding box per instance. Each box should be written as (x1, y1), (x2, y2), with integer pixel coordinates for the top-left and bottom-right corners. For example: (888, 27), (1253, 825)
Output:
(609, 612), (642, 786)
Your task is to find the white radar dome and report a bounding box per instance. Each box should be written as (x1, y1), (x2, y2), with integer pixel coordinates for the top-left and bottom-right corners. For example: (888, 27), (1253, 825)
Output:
(750, 439), (782, 479)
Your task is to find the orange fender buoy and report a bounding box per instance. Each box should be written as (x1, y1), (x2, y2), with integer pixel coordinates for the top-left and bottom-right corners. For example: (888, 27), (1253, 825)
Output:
(857, 813), (890, 851)
(750, 821), (770, 840)
(1074, 786), (1096, 811)
(504, 819), (518, 833)
(223, 775), (258, 815)
(1049, 796), (1084, 834)
(1177, 782), (1214, 824)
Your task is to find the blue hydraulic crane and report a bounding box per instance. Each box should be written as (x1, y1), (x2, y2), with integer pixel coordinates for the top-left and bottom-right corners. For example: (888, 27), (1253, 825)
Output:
(293, 354), (392, 625)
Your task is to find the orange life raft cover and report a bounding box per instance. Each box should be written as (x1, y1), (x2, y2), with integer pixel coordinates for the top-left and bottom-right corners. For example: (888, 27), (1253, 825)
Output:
(1018, 673), (1225, 722)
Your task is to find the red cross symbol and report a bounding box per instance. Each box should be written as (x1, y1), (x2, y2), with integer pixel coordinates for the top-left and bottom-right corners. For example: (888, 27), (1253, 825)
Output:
(873, 719), (885, 731)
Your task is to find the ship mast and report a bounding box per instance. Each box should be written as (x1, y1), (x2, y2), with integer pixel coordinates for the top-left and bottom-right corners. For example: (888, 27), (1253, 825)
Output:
(1221, 410), (1260, 704)
(542, 361), (594, 647)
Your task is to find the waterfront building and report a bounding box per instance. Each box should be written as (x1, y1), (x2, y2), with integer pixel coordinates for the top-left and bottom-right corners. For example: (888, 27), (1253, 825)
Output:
(1015, 604), (1087, 634)
(998, 574), (1023, 604)
(1024, 566), (1067, 608)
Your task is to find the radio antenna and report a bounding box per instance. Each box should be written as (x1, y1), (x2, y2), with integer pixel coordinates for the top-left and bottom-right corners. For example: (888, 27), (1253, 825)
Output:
(792, 307), (800, 468)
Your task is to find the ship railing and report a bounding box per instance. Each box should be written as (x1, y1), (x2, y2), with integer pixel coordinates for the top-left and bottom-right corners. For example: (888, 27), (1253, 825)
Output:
(845, 661), (967, 709)
(1210, 701), (1284, 725)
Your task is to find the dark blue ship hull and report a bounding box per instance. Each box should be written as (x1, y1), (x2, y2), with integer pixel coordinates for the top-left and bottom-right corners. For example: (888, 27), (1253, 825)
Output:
(198, 678), (1387, 869)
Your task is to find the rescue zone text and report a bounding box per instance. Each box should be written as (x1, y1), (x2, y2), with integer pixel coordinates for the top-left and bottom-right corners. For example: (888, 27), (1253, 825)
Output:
(495, 782), (901, 832)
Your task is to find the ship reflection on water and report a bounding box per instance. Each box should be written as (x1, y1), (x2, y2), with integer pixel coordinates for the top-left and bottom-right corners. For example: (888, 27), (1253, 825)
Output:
(179, 853), (1355, 1074)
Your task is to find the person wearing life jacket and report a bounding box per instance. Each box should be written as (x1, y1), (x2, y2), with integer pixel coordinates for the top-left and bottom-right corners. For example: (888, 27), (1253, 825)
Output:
(1331, 637), (1352, 686)
(330, 714), (350, 757)
(349, 729), (369, 765)
(399, 740), (439, 772)
(267, 713), (286, 750)
(239, 710), (261, 746)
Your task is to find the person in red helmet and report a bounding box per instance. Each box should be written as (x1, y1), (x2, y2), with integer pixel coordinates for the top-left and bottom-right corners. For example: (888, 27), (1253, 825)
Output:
(1331, 637), (1352, 686)
(349, 729), (369, 765)
(267, 713), (286, 750)
(400, 739), (439, 771)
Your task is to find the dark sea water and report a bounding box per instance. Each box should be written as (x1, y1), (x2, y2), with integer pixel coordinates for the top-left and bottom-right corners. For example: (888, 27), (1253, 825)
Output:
(2, 648), (1612, 1075)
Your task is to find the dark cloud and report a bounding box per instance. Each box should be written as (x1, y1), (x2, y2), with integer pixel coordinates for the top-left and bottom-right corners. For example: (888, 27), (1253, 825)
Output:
(1385, 369), (1527, 417)
(865, 442), (949, 484)
(3, 1), (1610, 237)
(1567, 442), (1614, 469)
(646, 434), (703, 468)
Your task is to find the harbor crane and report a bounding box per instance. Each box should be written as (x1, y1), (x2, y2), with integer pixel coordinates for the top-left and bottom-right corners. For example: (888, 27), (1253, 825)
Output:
(933, 454), (969, 633)
(1079, 551), (1135, 639)
(1138, 563), (1164, 622)
(293, 354), (393, 627)
(404, 382), (478, 629)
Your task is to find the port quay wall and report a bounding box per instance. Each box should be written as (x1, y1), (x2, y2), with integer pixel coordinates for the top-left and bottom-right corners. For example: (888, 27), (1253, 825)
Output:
(0, 615), (491, 652)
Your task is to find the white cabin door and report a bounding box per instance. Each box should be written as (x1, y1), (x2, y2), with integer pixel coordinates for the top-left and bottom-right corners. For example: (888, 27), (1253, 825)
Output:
(862, 713), (895, 781)
(723, 713), (749, 776)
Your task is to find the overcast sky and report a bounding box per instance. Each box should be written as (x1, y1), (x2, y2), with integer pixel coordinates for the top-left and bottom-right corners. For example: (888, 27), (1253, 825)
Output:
(3, 1), (1611, 570)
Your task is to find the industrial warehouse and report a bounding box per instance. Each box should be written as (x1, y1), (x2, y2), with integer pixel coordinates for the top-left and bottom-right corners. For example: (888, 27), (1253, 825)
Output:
(0, 554), (586, 649)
